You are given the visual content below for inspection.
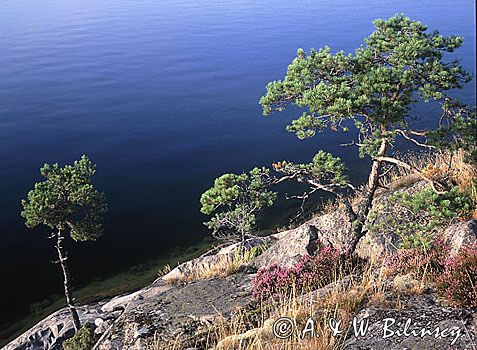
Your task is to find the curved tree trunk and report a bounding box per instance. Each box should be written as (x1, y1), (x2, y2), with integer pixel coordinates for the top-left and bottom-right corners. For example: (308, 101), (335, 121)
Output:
(55, 229), (81, 331)
(344, 138), (388, 256)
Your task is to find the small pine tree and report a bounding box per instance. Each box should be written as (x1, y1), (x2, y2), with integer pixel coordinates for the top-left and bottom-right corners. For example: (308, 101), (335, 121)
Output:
(200, 167), (276, 245)
(21, 155), (107, 331)
(260, 14), (474, 255)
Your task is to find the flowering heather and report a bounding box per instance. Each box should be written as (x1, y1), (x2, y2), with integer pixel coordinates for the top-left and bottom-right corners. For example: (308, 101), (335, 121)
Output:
(291, 246), (341, 288)
(252, 264), (292, 300)
(385, 237), (449, 276)
(252, 246), (340, 300)
(437, 244), (477, 308)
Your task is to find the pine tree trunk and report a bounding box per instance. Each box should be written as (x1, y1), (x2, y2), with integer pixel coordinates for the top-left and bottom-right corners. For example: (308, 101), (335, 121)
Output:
(55, 229), (81, 331)
(344, 138), (388, 256)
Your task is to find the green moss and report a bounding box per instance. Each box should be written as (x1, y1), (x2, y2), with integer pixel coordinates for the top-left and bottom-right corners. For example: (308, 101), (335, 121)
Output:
(62, 324), (95, 350)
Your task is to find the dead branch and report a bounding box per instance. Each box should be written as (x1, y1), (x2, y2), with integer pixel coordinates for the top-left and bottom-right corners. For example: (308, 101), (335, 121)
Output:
(376, 156), (447, 194)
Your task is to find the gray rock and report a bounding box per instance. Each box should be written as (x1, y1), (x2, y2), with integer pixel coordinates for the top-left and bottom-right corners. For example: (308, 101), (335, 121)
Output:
(94, 318), (104, 327)
(249, 224), (319, 269)
(94, 273), (254, 349)
(442, 220), (477, 256)
(94, 319), (112, 336)
(344, 293), (476, 349)
(7, 181), (475, 350)
(162, 237), (271, 283)
(391, 273), (420, 292)
(3, 302), (110, 350)
(248, 181), (431, 266)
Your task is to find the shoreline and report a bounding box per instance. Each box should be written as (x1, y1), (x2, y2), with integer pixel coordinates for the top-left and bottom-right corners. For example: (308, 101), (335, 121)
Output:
(0, 239), (214, 347)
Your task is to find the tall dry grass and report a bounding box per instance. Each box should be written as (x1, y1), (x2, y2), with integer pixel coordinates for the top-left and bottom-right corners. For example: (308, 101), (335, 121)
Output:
(380, 150), (476, 198)
(200, 264), (387, 350)
(165, 246), (264, 284)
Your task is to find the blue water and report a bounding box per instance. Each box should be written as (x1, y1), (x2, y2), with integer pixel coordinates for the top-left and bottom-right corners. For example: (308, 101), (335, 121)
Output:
(0, 0), (475, 338)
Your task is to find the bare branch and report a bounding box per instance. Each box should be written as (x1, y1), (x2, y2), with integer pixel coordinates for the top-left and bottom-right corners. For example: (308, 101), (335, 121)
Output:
(376, 156), (446, 194)
(394, 129), (435, 149)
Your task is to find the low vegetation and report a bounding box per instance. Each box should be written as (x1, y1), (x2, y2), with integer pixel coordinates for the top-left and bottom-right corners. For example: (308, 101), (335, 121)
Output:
(165, 245), (266, 284)
(152, 146), (476, 350)
(202, 264), (387, 350)
(252, 246), (341, 300)
(437, 244), (477, 307)
(13, 13), (475, 350)
(62, 324), (95, 350)
(120, 13), (477, 350)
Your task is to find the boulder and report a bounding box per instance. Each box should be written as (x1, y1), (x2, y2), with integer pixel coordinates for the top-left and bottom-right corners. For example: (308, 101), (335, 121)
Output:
(248, 224), (320, 270)
(344, 292), (476, 349)
(442, 220), (477, 256)
(3, 302), (109, 350)
(391, 273), (421, 292)
(249, 181), (431, 268)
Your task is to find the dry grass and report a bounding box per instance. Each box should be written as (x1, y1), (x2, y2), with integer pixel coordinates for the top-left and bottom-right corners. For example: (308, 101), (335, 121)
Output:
(148, 149), (476, 350)
(380, 149), (476, 199)
(200, 264), (388, 350)
(167, 247), (263, 284)
(157, 264), (172, 278)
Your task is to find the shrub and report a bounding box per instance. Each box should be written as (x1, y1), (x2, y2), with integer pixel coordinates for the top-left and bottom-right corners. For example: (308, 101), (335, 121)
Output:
(394, 186), (474, 229)
(252, 264), (292, 300)
(385, 238), (449, 276)
(252, 246), (340, 300)
(62, 324), (95, 350)
(437, 244), (477, 308)
(290, 246), (341, 288)
(378, 186), (476, 250)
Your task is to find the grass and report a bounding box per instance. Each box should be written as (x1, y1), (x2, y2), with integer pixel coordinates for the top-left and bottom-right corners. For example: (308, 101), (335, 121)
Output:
(149, 149), (476, 350)
(164, 245), (265, 284)
(380, 149), (477, 201)
(148, 263), (389, 350)
(6, 149), (475, 348)
(211, 265), (386, 350)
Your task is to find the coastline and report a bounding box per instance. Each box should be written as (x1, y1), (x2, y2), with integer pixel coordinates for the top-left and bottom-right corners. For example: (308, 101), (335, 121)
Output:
(0, 239), (213, 347)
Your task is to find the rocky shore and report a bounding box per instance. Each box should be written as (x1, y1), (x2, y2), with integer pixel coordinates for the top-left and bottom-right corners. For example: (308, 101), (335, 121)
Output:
(4, 180), (477, 350)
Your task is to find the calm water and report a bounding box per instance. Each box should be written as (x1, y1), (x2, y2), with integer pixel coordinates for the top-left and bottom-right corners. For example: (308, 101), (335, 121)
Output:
(0, 0), (475, 338)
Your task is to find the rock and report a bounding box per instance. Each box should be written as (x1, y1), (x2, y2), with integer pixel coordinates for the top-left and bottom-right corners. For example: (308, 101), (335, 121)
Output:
(162, 237), (271, 283)
(3, 302), (111, 350)
(442, 220), (477, 256)
(94, 273), (255, 349)
(94, 319), (112, 336)
(101, 290), (143, 313)
(134, 326), (150, 338)
(299, 275), (355, 302)
(94, 318), (104, 327)
(214, 318), (275, 350)
(344, 292), (477, 349)
(391, 273), (420, 292)
(355, 181), (430, 259)
(7, 180), (475, 350)
(248, 181), (431, 267)
(249, 224), (319, 269)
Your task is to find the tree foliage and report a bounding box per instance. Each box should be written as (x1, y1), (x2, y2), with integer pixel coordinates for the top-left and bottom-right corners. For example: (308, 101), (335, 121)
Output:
(257, 14), (474, 255)
(21, 155), (107, 241)
(273, 150), (349, 190)
(200, 168), (276, 242)
(260, 14), (471, 158)
(201, 14), (474, 255)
